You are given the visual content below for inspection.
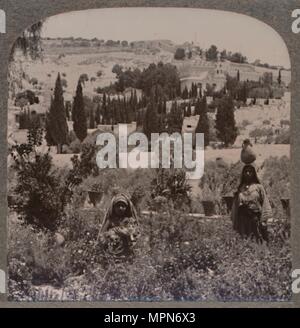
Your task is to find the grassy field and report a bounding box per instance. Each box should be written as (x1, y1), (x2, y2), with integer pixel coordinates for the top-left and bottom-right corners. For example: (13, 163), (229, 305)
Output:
(8, 209), (291, 302)
(7, 154), (291, 302)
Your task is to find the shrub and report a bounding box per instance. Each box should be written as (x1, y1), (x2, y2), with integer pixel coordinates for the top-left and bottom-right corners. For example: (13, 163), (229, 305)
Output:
(59, 208), (104, 275)
(149, 169), (191, 210)
(262, 156), (290, 220)
(199, 160), (244, 213)
(263, 119), (271, 125)
(280, 120), (290, 127)
(241, 119), (251, 128)
(30, 77), (38, 86)
(249, 127), (273, 139)
(275, 130), (290, 144)
(10, 128), (64, 231)
(8, 220), (71, 300)
(174, 48), (185, 60)
(66, 139), (82, 154)
(79, 73), (89, 84)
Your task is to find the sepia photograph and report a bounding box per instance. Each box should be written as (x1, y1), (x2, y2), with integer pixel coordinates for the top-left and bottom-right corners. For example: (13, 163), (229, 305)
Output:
(7, 7), (291, 302)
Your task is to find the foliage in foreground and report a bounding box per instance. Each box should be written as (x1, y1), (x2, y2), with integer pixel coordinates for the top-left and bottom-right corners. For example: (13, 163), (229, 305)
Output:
(8, 209), (291, 302)
(8, 134), (291, 302)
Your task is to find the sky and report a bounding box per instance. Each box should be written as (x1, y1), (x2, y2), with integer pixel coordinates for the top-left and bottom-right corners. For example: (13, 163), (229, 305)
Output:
(42, 7), (290, 68)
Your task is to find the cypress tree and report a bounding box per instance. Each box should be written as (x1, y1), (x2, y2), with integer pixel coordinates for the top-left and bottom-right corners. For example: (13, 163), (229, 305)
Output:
(114, 99), (121, 124)
(278, 69), (282, 85)
(194, 98), (200, 115)
(126, 97), (134, 123)
(215, 95), (238, 147)
(195, 97), (210, 147)
(198, 84), (203, 98)
(163, 99), (167, 115)
(241, 82), (248, 103)
(167, 101), (183, 133)
(143, 101), (160, 141)
(193, 83), (198, 98)
(199, 96), (208, 115)
(65, 103), (70, 120)
(45, 73), (68, 153)
(107, 96), (112, 124)
(102, 106), (107, 124)
(119, 99), (125, 123)
(102, 93), (108, 124)
(132, 90), (138, 120)
(95, 103), (101, 125)
(45, 97), (54, 145)
(186, 103), (192, 117)
(102, 93), (107, 108)
(133, 89), (138, 107)
(182, 86), (189, 100)
(136, 109), (143, 127)
(157, 99), (162, 115)
(89, 109), (95, 129)
(237, 70), (240, 82)
(129, 90), (134, 108)
(72, 79), (87, 142)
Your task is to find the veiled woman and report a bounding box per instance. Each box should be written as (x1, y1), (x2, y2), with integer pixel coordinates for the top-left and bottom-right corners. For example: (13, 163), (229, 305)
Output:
(97, 193), (140, 260)
(231, 164), (273, 242)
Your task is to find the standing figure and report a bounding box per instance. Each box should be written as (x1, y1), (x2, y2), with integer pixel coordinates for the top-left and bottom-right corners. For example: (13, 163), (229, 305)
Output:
(97, 193), (140, 260)
(231, 164), (272, 242)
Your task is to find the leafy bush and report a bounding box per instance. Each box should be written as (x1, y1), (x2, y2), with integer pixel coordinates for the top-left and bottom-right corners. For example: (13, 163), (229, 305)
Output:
(10, 128), (64, 231)
(30, 77), (38, 85)
(79, 73), (89, 85)
(275, 130), (290, 144)
(280, 120), (290, 127)
(149, 169), (191, 210)
(8, 220), (70, 300)
(241, 119), (250, 128)
(66, 139), (81, 154)
(250, 127), (274, 139)
(199, 160), (244, 213)
(8, 146), (291, 302)
(263, 119), (271, 125)
(174, 48), (185, 60)
(262, 156), (290, 220)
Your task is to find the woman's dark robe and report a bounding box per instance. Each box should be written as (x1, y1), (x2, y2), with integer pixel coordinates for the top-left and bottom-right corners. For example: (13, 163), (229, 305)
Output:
(231, 182), (272, 242)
